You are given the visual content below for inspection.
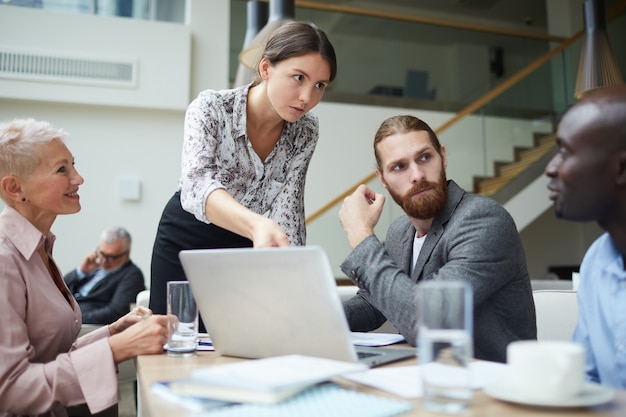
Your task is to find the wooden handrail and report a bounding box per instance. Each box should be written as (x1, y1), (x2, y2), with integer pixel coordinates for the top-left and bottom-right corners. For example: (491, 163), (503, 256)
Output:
(304, 0), (626, 225)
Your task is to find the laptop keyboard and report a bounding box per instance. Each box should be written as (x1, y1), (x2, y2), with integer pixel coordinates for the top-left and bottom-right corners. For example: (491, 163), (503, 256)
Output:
(357, 351), (382, 359)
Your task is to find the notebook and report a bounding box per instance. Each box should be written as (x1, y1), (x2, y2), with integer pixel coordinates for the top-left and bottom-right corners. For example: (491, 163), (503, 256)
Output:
(179, 246), (415, 367)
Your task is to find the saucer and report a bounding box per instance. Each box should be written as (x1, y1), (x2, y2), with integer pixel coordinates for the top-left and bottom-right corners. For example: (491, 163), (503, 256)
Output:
(484, 380), (614, 407)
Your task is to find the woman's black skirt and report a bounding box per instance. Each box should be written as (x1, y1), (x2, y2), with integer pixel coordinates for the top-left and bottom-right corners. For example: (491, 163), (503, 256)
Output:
(149, 191), (252, 328)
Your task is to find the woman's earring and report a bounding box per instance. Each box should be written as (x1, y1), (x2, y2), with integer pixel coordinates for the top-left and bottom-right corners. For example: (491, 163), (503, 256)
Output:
(21, 197), (26, 202)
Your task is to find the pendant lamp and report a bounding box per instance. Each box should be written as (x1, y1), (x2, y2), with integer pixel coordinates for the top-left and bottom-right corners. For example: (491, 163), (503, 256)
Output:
(574, 0), (623, 100)
(234, 1), (268, 86)
(238, 0), (295, 71)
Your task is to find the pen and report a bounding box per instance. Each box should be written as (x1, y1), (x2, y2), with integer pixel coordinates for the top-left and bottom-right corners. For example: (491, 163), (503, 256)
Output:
(132, 306), (152, 320)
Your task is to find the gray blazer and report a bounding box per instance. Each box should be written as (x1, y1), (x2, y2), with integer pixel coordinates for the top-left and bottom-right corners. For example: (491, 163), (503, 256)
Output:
(341, 180), (536, 362)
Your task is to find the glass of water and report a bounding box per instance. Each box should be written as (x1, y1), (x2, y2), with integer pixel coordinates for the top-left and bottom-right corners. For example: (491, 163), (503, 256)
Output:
(166, 280), (198, 357)
(417, 280), (473, 413)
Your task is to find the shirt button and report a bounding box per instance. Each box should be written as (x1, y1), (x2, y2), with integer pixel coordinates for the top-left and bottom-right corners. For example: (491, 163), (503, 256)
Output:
(617, 344), (625, 352)
(75, 319), (79, 324)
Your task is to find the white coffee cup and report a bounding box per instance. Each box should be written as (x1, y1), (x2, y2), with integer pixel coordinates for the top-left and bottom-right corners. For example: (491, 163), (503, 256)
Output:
(507, 340), (585, 401)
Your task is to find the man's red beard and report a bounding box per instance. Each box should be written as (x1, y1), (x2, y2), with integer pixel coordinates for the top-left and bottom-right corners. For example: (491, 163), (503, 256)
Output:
(388, 170), (448, 220)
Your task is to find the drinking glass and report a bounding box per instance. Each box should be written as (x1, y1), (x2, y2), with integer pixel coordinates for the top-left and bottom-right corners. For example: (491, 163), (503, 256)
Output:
(166, 280), (198, 357)
(417, 280), (473, 413)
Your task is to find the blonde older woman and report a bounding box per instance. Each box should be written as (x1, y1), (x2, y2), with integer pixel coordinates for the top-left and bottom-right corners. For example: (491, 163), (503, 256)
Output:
(0, 119), (168, 417)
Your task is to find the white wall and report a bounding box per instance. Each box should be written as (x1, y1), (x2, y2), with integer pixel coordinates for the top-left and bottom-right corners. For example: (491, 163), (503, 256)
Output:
(0, 0), (228, 281)
(186, 0), (230, 96)
(308, 101), (551, 208)
(0, 1), (600, 285)
(0, 6), (191, 110)
(0, 99), (185, 280)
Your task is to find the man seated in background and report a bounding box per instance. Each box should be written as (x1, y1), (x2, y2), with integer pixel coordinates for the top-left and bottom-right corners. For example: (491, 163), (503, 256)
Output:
(545, 85), (626, 388)
(338, 114), (536, 363)
(64, 227), (145, 324)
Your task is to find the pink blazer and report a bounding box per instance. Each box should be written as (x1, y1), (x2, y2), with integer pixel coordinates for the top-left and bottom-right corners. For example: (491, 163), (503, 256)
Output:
(0, 207), (118, 417)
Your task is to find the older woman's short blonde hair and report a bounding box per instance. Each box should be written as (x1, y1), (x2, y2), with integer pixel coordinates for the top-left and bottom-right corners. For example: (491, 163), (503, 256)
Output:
(0, 118), (67, 180)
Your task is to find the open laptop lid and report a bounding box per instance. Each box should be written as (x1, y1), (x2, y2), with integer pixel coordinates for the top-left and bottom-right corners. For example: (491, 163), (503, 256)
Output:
(179, 246), (361, 363)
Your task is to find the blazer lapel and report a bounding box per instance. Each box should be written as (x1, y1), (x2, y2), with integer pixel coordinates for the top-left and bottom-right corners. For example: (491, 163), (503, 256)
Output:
(399, 224), (414, 275)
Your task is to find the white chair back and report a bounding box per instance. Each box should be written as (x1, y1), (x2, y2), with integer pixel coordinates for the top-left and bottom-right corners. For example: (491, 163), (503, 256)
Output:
(136, 289), (150, 309)
(532, 290), (578, 342)
(530, 279), (573, 291)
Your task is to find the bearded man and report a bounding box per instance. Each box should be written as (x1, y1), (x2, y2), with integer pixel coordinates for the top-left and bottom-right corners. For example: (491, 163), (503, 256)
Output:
(338, 115), (536, 363)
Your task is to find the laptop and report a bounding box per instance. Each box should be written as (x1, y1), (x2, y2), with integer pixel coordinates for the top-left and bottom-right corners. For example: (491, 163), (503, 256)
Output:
(179, 245), (415, 367)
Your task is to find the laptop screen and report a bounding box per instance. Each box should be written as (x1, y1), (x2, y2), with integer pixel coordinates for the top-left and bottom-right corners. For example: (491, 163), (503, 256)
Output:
(179, 246), (359, 362)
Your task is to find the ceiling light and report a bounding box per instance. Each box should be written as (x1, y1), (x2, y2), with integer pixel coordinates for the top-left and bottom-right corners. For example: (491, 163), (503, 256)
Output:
(238, 0), (295, 71)
(574, 0), (623, 100)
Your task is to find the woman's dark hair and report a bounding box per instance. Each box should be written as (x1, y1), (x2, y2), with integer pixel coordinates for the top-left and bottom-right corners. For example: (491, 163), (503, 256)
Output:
(255, 21), (337, 83)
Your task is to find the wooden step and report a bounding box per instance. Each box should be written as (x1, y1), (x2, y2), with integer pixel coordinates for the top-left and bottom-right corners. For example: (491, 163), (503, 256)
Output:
(537, 134), (556, 147)
(474, 133), (556, 196)
(475, 176), (514, 195)
(498, 141), (555, 177)
(517, 139), (556, 160)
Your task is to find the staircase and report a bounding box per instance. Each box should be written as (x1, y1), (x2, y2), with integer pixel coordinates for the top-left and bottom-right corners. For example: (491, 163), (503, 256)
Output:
(473, 133), (557, 197)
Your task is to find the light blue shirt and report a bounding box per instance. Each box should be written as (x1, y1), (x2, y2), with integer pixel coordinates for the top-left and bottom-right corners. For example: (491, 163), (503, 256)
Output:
(74, 266), (120, 297)
(573, 232), (626, 389)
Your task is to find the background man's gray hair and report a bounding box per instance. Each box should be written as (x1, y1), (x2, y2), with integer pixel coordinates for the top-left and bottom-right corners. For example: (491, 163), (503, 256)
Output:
(100, 227), (132, 251)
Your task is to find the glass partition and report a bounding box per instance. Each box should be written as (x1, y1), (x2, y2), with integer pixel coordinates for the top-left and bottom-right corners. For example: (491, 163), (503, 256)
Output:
(229, 1), (554, 113)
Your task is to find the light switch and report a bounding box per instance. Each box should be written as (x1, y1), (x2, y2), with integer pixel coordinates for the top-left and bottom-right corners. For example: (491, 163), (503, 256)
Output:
(119, 177), (141, 201)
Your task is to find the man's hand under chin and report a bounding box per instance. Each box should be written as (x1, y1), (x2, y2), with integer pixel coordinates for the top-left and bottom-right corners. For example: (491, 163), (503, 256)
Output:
(339, 184), (386, 249)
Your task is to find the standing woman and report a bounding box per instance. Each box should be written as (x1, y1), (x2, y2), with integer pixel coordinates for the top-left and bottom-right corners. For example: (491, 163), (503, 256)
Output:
(0, 119), (167, 417)
(150, 21), (337, 315)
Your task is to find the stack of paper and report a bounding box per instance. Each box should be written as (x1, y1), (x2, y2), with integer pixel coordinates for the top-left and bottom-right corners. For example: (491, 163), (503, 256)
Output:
(152, 354), (367, 405)
(350, 332), (406, 346)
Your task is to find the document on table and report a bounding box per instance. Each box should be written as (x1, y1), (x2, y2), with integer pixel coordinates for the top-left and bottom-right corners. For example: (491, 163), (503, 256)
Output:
(350, 332), (406, 346)
(198, 333), (404, 350)
(341, 360), (510, 398)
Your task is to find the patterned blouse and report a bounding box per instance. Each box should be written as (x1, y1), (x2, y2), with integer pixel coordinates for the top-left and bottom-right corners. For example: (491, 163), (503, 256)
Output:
(178, 84), (319, 246)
